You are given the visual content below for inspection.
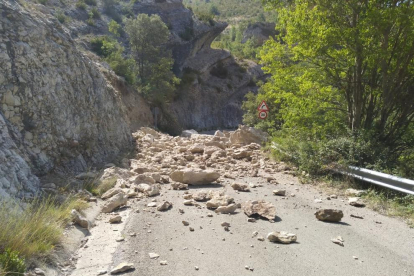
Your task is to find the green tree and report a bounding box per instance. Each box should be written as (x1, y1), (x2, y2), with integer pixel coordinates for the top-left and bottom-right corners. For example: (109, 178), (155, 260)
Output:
(242, 0), (414, 174)
(125, 14), (179, 105)
(108, 19), (121, 37)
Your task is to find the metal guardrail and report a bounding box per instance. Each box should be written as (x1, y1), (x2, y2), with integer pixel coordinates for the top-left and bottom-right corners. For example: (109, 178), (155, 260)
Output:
(271, 142), (414, 195)
(343, 166), (414, 196)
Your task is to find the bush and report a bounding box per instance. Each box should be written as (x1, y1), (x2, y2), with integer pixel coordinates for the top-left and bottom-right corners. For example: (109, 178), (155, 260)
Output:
(108, 20), (122, 37)
(90, 8), (100, 19)
(89, 36), (136, 84)
(103, 0), (122, 22)
(76, 0), (87, 10)
(38, 0), (47, 5)
(0, 249), (26, 276)
(179, 68), (199, 87)
(106, 53), (136, 84)
(84, 0), (96, 5)
(195, 10), (215, 26)
(90, 36), (120, 57)
(56, 11), (66, 24)
(86, 18), (95, 26)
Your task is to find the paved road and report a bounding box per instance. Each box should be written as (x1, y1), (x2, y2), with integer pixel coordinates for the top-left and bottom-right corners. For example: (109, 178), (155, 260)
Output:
(109, 173), (414, 276)
(69, 129), (414, 276)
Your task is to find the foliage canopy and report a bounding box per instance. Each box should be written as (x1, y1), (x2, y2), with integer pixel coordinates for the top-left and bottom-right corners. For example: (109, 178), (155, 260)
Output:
(125, 14), (179, 106)
(244, 0), (414, 176)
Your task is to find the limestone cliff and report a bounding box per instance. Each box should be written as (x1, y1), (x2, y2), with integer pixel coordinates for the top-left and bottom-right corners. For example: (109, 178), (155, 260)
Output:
(0, 0), (152, 199)
(168, 52), (264, 131)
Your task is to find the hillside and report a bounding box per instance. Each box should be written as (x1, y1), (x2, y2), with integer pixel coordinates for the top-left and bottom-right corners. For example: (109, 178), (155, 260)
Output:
(183, 0), (276, 24)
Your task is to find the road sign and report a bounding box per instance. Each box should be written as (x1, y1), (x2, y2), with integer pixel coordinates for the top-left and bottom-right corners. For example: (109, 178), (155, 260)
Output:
(258, 111), (268, 119)
(257, 100), (269, 111)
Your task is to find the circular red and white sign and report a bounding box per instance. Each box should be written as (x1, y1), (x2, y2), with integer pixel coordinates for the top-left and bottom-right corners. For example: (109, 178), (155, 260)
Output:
(258, 111), (268, 119)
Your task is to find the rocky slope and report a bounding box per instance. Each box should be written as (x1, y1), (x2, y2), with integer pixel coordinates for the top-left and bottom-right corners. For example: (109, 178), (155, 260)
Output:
(0, 0), (153, 200)
(0, 0), (264, 199)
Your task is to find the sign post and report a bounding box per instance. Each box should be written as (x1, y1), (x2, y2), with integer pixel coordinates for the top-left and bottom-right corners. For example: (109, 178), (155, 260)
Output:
(257, 100), (269, 120)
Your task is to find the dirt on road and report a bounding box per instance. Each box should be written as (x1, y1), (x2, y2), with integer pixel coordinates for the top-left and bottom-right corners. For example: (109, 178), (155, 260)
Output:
(69, 127), (414, 276)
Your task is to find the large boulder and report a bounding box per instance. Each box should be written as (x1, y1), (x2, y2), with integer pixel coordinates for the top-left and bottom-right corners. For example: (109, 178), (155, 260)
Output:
(242, 200), (276, 220)
(229, 125), (268, 145)
(170, 169), (220, 185)
(315, 209), (343, 222)
(102, 192), (128, 213)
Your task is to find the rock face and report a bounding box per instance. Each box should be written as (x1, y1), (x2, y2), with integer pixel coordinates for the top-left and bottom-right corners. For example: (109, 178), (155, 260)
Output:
(0, 0), (152, 200)
(242, 200), (276, 220)
(168, 58), (264, 131)
(242, 22), (278, 45)
(315, 209), (344, 222)
(170, 169), (220, 185)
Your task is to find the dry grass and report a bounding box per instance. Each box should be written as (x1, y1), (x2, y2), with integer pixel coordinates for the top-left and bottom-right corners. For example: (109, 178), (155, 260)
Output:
(363, 190), (414, 227)
(84, 176), (118, 196)
(0, 196), (88, 259)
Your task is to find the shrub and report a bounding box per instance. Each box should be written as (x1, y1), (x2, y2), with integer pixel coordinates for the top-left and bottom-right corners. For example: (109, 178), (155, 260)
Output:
(56, 11), (66, 24)
(84, 0), (96, 6)
(195, 10), (215, 26)
(76, 0), (87, 10)
(108, 20), (122, 37)
(106, 53), (136, 84)
(86, 18), (95, 26)
(90, 8), (100, 19)
(103, 0), (122, 22)
(179, 68), (199, 87)
(0, 249), (26, 276)
(38, 0), (47, 5)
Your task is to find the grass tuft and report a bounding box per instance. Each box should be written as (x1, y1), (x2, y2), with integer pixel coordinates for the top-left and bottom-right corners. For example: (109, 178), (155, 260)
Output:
(84, 176), (118, 196)
(363, 190), (414, 227)
(0, 196), (88, 259)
